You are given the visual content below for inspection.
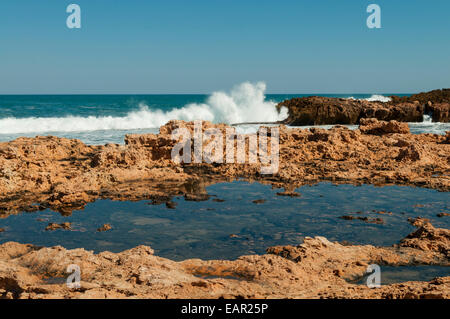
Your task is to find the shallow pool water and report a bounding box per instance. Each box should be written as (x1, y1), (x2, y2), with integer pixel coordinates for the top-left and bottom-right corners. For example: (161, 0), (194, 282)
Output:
(0, 181), (448, 262)
(350, 265), (450, 286)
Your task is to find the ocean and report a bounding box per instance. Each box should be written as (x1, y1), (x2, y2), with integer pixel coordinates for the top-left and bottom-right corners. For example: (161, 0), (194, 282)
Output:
(0, 83), (448, 145)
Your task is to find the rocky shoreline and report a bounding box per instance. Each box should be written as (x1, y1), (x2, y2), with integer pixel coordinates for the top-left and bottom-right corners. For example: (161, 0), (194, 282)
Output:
(0, 118), (448, 217)
(0, 118), (449, 299)
(0, 217), (448, 299)
(277, 89), (450, 125)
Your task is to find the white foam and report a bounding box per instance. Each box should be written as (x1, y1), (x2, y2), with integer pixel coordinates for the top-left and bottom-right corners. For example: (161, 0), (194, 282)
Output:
(422, 114), (433, 123)
(345, 95), (392, 102)
(364, 94), (392, 102)
(0, 82), (288, 135)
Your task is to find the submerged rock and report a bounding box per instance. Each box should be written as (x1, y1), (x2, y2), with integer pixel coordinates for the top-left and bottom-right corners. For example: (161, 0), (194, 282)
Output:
(45, 222), (72, 231)
(252, 199), (266, 204)
(97, 224), (112, 232)
(339, 215), (384, 224)
(165, 201), (177, 209)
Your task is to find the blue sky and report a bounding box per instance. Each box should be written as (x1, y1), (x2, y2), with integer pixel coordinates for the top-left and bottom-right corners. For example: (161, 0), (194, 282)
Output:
(0, 0), (449, 94)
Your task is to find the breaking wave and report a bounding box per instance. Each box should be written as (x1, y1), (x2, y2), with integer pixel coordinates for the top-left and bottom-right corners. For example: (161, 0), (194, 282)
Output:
(0, 82), (288, 134)
(346, 94), (392, 102)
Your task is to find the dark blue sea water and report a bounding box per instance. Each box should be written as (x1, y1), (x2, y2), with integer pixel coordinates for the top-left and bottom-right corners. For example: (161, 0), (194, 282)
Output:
(2, 86), (444, 144)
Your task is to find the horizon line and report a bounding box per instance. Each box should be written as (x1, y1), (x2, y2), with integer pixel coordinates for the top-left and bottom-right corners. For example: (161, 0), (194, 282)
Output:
(0, 92), (417, 96)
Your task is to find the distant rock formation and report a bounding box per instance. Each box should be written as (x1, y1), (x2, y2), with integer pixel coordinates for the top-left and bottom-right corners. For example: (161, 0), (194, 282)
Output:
(277, 88), (450, 125)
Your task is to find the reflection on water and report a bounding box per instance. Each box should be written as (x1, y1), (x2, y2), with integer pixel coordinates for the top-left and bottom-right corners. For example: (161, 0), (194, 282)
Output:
(0, 182), (448, 262)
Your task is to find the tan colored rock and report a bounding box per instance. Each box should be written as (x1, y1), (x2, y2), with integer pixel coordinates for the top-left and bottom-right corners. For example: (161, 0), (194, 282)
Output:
(45, 222), (72, 231)
(399, 218), (449, 257)
(0, 220), (448, 299)
(359, 118), (410, 135)
(0, 120), (449, 217)
(97, 224), (112, 232)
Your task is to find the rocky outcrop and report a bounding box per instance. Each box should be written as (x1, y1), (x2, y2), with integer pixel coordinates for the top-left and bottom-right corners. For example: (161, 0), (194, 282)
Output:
(0, 120), (448, 299)
(390, 88), (450, 104)
(360, 101), (425, 123)
(359, 118), (410, 135)
(276, 96), (363, 125)
(0, 220), (448, 299)
(277, 89), (450, 125)
(0, 119), (448, 217)
(390, 89), (450, 122)
(399, 218), (450, 257)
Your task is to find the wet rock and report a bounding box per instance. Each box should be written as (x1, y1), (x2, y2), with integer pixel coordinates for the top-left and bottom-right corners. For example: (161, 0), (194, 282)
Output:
(373, 210), (393, 215)
(276, 191), (301, 197)
(184, 193), (210, 202)
(148, 195), (173, 205)
(165, 201), (177, 209)
(437, 213), (450, 218)
(97, 224), (112, 232)
(45, 222), (72, 231)
(22, 205), (40, 213)
(444, 131), (450, 144)
(252, 199), (266, 204)
(339, 215), (384, 224)
(212, 198), (225, 203)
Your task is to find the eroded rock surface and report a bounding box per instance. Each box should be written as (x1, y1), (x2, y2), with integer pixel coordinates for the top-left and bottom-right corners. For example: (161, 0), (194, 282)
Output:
(0, 220), (448, 299)
(277, 88), (450, 125)
(45, 222), (72, 231)
(97, 224), (112, 232)
(0, 119), (449, 217)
